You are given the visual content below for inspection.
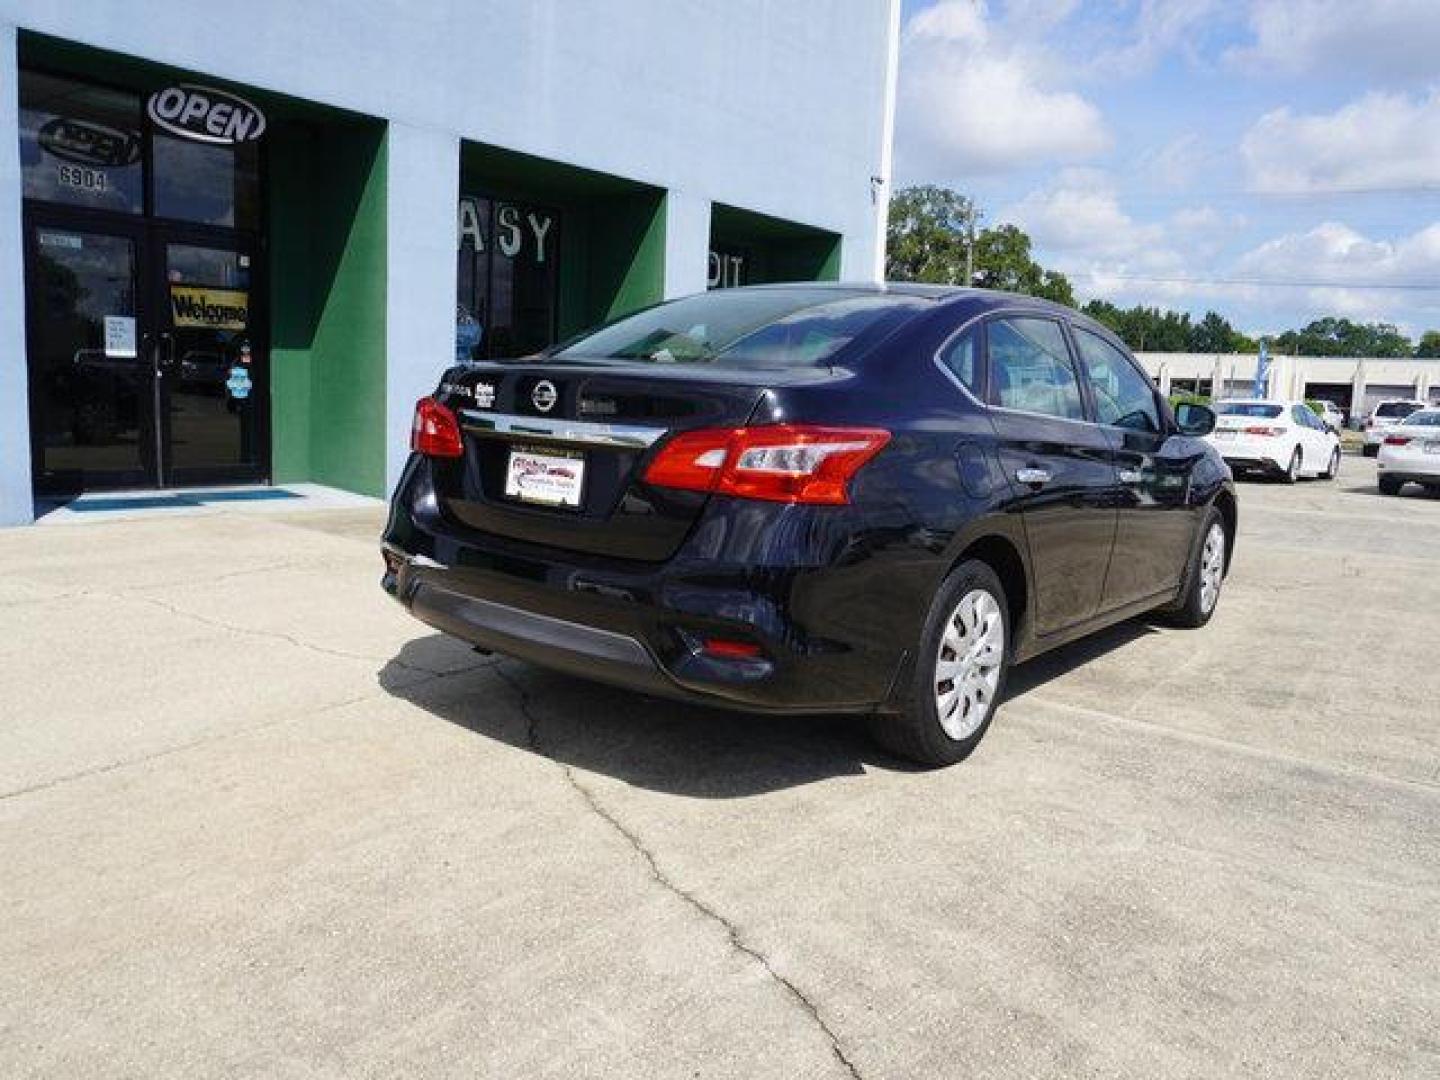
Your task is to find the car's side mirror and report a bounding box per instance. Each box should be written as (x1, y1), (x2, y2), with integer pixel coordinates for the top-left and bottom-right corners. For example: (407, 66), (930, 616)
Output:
(1174, 402), (1216, 437)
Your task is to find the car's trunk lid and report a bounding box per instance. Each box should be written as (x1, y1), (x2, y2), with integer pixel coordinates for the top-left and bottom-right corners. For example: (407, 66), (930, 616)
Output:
(430, 361), (818, 561)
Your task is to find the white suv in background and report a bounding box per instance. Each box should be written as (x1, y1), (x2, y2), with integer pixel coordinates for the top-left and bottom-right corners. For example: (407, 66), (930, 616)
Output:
(1376, 407), (1440, 496)
(1362, 399), (1427, 455)
(1206, 399), (1342, 482)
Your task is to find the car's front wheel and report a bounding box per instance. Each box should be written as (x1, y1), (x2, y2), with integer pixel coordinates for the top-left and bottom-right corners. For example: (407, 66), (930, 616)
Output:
(1163, 506), (1227, 628)
(870, 559), (1011, 767)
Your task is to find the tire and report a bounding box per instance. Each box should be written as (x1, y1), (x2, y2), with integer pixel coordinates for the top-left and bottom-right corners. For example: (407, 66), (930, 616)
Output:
(868, 559), (1011, 768)
(1282, 446), (1301, 483)
(1379, 475), (1403, 496)
(1164, 506), (1228, 629)
(1362, 444), (1378, 458)
(1322, 446), (1341, 480)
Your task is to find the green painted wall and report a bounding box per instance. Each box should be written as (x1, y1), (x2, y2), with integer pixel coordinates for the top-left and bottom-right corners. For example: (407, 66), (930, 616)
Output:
(710, 203), (842, 285)
(460, 143), (666, 341)
(269, 122), (388, 496)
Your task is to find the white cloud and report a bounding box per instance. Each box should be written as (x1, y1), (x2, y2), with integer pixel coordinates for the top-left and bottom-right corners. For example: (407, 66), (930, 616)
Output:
(1233, 0), (1440, 82)
(1241, 90), (1440, 193)
(1086, 0), (1222, 74)
(896, 1), (1109, 177)
(1005, 170), (1165, 258)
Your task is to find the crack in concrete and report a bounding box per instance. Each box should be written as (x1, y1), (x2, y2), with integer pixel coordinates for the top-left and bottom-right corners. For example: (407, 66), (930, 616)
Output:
(493, 665), (863, 1080)
(84, 588), (460, 680)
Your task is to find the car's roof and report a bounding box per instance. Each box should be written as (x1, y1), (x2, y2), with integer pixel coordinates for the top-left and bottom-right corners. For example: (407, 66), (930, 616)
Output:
(1372, 398), (1426, 406)
(1215, 398), (1293, 405)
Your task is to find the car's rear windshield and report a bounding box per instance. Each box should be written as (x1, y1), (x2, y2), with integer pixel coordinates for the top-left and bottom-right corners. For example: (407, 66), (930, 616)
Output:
(1377, 402), (1423, 418)
(552, 289), (925, 367)
(1402, 410), (1440, 427)
(1216, 402), (1283, 418)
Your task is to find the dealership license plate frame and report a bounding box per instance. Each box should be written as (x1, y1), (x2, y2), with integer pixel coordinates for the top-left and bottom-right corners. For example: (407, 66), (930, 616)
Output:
(504, 444), (587, 509)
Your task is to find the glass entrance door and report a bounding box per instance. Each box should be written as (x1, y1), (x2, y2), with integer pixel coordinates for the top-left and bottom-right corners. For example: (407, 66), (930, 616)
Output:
(158, 235), (264, 485)
(26, 215), (267, 495)
(26, 218), (155, 494)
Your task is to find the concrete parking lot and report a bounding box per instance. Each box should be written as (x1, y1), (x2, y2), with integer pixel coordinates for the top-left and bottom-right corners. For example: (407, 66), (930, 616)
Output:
(2, 455), (1437, 1079)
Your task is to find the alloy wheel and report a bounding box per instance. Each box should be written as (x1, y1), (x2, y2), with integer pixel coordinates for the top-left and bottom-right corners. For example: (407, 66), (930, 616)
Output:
(1199, 521), (1226, 615)
(934, 589), (1005, 741)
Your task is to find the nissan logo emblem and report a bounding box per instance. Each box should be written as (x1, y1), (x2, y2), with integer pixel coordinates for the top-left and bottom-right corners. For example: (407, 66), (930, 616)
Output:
(532, 380), (559, 413)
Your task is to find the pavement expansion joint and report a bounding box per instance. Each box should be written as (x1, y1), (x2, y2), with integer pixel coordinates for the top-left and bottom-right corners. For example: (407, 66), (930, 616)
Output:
(492, 663), (866, 1080)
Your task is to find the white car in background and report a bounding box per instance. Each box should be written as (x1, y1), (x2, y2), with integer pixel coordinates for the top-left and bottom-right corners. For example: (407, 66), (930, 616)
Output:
(1362, 399), (1427, 455)
(1317, 400), (1346, 434)
(1376, 408), (1440, 496)
(1206, 399), (1342, 483)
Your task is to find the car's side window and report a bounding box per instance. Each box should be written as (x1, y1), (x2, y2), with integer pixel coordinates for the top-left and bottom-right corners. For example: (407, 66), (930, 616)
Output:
(1293, 404), (1314, 428)
(986, 316), (1087, 421)
(938, 326), (981, 398)
(1074, 328), (1160, 433)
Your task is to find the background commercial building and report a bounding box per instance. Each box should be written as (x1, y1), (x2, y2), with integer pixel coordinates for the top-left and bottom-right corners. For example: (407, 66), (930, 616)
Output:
(0, 0), (901, 524)
(1139, 353), (1440, 422)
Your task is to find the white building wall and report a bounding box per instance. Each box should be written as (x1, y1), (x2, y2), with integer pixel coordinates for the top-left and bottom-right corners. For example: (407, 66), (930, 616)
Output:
(0, 22), (30, 525)
(384, 124), (459, 498)
(0, 0), (894, 265)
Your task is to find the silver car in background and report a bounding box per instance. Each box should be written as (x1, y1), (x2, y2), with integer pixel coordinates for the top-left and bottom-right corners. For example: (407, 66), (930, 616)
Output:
(1376, 408), (1440, 496)
(1362, 399), (1427, 456)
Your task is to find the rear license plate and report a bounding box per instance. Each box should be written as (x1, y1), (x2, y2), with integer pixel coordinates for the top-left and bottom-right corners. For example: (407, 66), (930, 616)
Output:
(505, 445), (585, 508)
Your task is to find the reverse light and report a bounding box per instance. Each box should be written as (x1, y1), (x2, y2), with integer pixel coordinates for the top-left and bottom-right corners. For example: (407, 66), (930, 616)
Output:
(642, 424), (892, 505)
(411, 397), (464, 458)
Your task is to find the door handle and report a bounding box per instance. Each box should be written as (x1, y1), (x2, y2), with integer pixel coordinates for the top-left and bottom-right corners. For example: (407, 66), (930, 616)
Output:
(1015, 466), (1051, 486)
(1118, 467), (1143, 484)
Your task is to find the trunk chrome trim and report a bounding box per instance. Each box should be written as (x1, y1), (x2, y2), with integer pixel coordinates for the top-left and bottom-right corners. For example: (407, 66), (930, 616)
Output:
(458, 410), (667, 448)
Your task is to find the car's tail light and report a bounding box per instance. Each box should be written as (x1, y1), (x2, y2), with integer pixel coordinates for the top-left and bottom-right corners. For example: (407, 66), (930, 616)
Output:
(642, 424), (891, 505)
(1243, 425), (1284, 437)
(411, 397), (464, 458)
(699, 636), (764, 659)
(1384, 435), (1412, 446)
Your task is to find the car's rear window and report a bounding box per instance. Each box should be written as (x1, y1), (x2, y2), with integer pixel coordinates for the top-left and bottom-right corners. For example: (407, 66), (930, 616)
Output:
(1402, 410), (1440, 427)
(1216, 402), (1283, 418)
(552, 289), (925, 368)
(1376, 402), (1422, 418)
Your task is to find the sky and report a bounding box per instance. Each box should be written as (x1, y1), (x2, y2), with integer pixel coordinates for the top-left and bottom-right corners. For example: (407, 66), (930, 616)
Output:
(892, 0), (1440, 338)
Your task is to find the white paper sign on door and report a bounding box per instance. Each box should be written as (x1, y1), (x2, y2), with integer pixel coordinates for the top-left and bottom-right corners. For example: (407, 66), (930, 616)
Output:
(104, 316), (137, 359)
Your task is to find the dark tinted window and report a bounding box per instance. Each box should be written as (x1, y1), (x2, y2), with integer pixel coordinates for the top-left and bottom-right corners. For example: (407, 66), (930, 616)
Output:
(1376, 402), (1422, 419)
(1074, 328), (1159, 432)
(19, 71), (143, 214)
(457, 197), (560, 360)
(152, 133), (260, 229)
(987, 317), (1086, 421)
(555, 290), (923, 367)
(1216, 402), (1283, 418)
(938, 327), (980, 396)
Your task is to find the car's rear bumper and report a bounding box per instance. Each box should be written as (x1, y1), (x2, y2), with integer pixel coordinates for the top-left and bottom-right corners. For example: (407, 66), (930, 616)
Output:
(380, 459), (914, 715)
(1218, 451), (1287, 475)
(1376, 450), (1440, 482)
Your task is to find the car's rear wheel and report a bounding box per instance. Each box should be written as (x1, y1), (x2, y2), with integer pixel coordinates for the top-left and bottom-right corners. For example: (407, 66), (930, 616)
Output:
(869, 559), (1010, 767)
(1322, 446), (1341, 480)
(1282, 446), (1301, 483)
(1379, 475), (1404, 496)
(1362, 444), (1378, 458)
(1163, 507), (1227, 629)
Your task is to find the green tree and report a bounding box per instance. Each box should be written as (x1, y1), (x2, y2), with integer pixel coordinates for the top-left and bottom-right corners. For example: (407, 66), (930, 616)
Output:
(885, 186), (1075, 304)
(885, 185), (975, 284)
(970, 223), (1076, 305)
(1416, 330), (1440, 357)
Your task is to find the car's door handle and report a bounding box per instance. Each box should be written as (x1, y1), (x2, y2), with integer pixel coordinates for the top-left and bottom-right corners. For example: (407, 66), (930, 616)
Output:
(1118, 467), (1143, 484)
(1015, 466), (1051, 486)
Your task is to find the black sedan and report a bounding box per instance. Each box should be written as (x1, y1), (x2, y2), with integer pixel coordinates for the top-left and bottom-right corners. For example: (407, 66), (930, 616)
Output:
(383, 284), (1235, 766)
